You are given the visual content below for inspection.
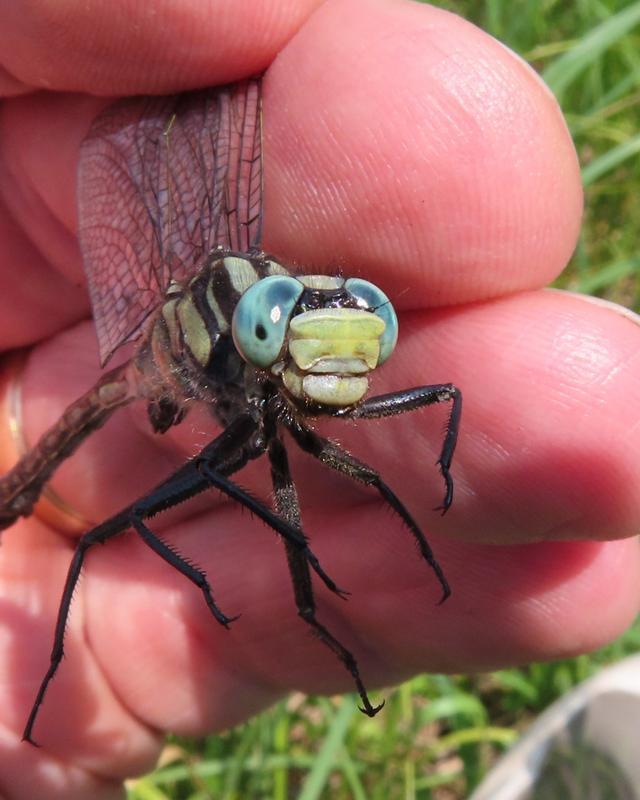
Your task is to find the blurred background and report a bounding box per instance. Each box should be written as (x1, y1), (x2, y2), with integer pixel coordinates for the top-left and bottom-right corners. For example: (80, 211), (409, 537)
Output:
(125, 1), (640, 798)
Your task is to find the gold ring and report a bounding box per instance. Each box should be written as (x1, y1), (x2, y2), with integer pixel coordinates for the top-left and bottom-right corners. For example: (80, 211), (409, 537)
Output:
(0, 351), (93, 534)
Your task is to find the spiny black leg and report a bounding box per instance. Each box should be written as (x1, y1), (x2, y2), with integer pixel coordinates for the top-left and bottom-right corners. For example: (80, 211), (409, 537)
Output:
(23, 413), (341, 745)
(126, 418), (345, 597)
(337, 384), (462, 513)
(23, 538), (93, 745)
(286, 419), (450, 604)
(22, 413), (258, 745)
(131, 517), (237, 627)
(266, 424), (383, 717)
(196, 460), (348, 600)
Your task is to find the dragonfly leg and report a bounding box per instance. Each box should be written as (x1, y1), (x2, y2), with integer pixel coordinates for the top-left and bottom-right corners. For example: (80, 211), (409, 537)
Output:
(23, 413), (340, 744)
(266, 426), (383, 718)
(337, 384), (462, 513)
(286, 419), (450, 604)
(23, 532), (97, 746)
(131, 517), (238, 627)
(21, 416), (248, 745)
(196, 460), (348, 600)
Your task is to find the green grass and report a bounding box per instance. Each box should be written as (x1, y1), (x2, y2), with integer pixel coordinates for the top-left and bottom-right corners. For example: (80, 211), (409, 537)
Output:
(126, 621), (640, 800)
(450, 0), (640, 307)
(127, 2), (640, 797)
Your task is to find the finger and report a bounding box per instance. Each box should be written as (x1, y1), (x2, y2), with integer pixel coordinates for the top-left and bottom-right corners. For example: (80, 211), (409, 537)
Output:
(13, 291), (640, 545)
(0, 0), (320, 343)
(0, 193), (88, 348)
(265, 0), (583, 305)
(0, 523), (162, 779)
(0, 94), (102, 347)
(0, 0), (322, 95)
(348, 290), (640, 544)
(68, 503), (640, 737)
(8, 296), (639, 758)
(0, 0), (582, 350)
(7, 478), (637, 756)
(0, 724), (124, 800)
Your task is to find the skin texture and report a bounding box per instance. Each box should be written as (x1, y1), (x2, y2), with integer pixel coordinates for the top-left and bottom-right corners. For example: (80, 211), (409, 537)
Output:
(0, 0), (639, 795)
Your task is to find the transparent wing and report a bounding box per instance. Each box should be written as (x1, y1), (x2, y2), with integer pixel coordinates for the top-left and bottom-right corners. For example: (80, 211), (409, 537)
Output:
(78, 78), (263, 365)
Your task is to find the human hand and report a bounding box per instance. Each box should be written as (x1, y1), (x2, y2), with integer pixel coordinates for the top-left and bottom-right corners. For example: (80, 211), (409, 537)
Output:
(1, 1), (639, 797)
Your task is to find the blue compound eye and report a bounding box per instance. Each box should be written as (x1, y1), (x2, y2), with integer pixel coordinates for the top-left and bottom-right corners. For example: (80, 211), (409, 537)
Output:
(232, 275), (304, 368)
(344, 278), (398, 364)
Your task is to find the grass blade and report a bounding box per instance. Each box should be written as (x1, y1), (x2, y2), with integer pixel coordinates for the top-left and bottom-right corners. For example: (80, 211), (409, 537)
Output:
(543, 2), (640, 97)
(297, 700), (357, 800)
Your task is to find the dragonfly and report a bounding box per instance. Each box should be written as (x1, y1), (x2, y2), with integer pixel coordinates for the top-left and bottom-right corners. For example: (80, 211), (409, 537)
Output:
(0, 77), (462, 745)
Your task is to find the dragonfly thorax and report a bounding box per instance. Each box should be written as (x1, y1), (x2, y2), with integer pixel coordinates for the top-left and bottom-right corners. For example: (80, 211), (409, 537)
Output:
(135, 254), (269, 407)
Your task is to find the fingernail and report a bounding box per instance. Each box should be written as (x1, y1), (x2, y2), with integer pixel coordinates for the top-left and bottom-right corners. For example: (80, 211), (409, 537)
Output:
(547, 288), (640, 326)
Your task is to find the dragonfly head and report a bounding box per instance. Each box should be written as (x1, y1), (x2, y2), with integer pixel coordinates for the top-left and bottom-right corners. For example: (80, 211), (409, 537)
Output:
(232, 274), (398, 408)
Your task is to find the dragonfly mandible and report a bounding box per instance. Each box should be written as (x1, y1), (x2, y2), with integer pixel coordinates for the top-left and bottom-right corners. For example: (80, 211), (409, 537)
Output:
(0, 77), (462, 745)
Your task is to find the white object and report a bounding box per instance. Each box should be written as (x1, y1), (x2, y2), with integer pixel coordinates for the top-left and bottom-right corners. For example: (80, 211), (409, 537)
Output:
(469, 654), (640, 799)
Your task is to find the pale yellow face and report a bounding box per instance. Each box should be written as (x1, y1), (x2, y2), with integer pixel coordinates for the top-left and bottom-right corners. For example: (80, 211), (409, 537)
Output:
(231, 266), (399, 409)
(282, 307), (386, 406)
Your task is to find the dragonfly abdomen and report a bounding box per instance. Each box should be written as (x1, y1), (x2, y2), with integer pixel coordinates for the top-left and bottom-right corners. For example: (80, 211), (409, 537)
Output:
(0, 363), (135, 530)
